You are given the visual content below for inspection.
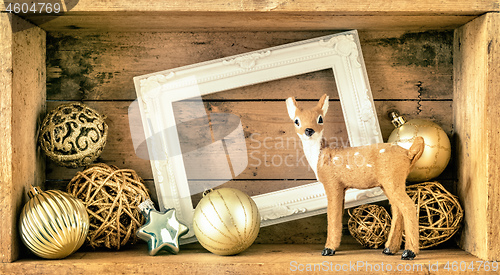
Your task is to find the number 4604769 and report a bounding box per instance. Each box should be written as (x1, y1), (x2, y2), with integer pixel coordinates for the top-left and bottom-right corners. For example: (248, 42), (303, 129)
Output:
(6, 2), (62, 14)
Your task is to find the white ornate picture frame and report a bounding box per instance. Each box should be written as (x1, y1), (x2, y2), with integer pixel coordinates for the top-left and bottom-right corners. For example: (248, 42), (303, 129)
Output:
(133, 30), (386, 243)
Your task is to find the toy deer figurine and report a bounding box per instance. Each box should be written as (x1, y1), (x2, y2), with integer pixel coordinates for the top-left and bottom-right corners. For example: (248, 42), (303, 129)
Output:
(286, 94), (424, 260)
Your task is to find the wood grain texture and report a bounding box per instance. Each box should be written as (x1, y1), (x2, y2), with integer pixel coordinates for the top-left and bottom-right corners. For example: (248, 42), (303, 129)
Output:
(0, 14), (46, 263)
(0, 238), (481, 275)
(26, 13), (476, 33)
(45, 100), (453, 181)
(7, 0), (496, 32)
(454, 12), (500, 261)
(3, 0), (499, 13)
(45, 31), (453, 101)
(0, 13), (15, 264)
(486, 13), (500, 263)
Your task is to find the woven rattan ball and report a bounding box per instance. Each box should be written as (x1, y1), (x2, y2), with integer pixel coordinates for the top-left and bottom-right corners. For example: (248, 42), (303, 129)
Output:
(39, 102), (108, 168)
(67, 163), (150, 250)
(405, 181), (463, 249)
(348, 204), (392, 248)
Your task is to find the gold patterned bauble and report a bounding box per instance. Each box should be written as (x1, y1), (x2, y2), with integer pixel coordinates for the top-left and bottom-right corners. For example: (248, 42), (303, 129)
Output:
(387, 112), (451, 182)
(39, 102), (108, 168)
(348, 204), (392, 249)
(19, 186), (89, 259)
(193, 188), (260, 256)
(405, 182), (463, 249)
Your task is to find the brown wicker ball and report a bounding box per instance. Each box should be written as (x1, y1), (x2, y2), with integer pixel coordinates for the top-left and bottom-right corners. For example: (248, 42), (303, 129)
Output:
(348, 204), (392, 248)
(39, 102), (108, 168)
(405, 181), (463, 249)
(67, 163), (150, 250)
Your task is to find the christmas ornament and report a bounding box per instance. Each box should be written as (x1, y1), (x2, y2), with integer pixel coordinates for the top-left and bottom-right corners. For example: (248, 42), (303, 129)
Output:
(193, 188), (260, 256)
(136, 199), (189, 255)
(39, 102), (108, 168)
(67, 163), (150, 249)
(387, 111), (451, 182)
(19, 186), (89, 259)
(405, 182), (463, 249)
(348, 204), (391, 249)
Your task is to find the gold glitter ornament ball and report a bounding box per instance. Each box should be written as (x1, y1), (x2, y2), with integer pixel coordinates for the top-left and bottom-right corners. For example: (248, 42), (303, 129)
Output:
(387, 112), (451, 182)
(193, 188), (260, 256)
(19, 186), (89, 259)
(38, 102), (108, 168)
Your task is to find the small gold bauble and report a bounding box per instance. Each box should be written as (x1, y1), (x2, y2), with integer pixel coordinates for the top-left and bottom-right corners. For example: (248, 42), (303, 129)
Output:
(388, 113), (451, 182)
(19, 186), (89, 259)
(348, 204), (391, 249)
(193, 188), (260, 256)
(38, 102), (108, 168)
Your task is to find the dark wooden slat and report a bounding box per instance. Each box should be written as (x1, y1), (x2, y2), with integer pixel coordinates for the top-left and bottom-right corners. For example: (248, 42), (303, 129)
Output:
(46, 31), (453, 101)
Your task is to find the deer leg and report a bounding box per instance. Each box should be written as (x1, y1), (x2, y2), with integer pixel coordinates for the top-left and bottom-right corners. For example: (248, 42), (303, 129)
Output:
(399, 191), (419, 259)
(383, 204), (403, 255)
(322, 185), (345, 256)
(383, 183), (419, 260)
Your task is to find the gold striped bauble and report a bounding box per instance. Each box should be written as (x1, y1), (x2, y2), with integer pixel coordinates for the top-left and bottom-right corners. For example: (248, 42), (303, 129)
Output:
(193, 188), (260, 256)
(19, 186), (89, 259)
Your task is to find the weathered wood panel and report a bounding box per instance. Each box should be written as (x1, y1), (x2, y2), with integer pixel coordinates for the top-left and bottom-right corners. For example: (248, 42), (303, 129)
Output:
(46, 31), (453, 101)
(6, 0), (496, 32)
(6, 0), (498, 13)
(454, 12), (500, 261)
(0, 13), (15, 264)
(0, 14), (46, 263)
(26, 13), (476, 33)
(45, 100), (452, 181)
(0, 239), (481, 275)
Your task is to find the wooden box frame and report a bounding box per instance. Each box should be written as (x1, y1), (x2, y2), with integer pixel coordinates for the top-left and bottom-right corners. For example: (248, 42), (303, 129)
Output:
(133, 30), (385, 241)
(1, 1), (500, 272)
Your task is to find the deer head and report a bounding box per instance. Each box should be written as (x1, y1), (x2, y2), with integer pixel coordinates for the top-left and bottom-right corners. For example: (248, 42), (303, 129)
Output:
(286, 94), (329, 141)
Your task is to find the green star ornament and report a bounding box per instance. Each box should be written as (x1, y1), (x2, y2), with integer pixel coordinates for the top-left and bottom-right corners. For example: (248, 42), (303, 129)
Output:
(136, 199), (189, 256)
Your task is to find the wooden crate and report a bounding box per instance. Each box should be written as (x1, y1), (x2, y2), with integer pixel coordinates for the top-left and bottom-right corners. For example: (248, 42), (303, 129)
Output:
(1, 1), (499, 273)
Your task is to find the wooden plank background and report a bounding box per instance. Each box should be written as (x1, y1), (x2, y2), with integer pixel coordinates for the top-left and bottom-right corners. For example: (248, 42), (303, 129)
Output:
(44, 30), (454, 244)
